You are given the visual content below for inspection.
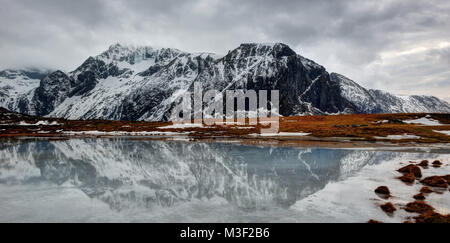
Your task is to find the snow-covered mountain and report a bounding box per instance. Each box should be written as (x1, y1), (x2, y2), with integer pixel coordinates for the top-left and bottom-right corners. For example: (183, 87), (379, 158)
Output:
(330, 73), (450, 114)
(0, 69), (50, 114)
(1, 43), (449, 121)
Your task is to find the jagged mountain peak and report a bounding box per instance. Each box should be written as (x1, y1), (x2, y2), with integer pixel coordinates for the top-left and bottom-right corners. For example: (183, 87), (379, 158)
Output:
(47, 70), (67, 77)
(99, 44), (152, 64)
(98, 43), (185, 65)
(104, 42), (154, 53)
(226, 42), (296, 59)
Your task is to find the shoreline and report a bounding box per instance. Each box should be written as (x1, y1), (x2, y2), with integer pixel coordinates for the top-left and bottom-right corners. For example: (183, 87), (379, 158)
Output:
(2, 111), (450, 152)
(3, 135), (450, 154)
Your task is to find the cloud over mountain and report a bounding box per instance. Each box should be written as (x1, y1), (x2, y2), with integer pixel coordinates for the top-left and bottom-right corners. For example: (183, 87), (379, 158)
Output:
(0, 0), (449, 99)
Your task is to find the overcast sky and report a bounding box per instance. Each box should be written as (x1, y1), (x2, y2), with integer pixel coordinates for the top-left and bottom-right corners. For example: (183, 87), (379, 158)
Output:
(1, 0), (449, 101)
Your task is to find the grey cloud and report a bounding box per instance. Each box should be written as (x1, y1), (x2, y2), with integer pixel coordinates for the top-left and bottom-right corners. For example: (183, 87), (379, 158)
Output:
(0, 0), (449, 99)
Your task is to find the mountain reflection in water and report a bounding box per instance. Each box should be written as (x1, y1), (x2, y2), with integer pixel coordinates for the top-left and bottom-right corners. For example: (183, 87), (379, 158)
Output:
(0, 138), (439, 222)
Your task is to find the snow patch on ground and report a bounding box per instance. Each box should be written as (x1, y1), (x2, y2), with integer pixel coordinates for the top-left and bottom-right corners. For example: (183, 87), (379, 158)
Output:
(216, 122), (247, 126)
(157, 123), (204, 129)
(250, 132), (310, 137)
(434, 130), (450, 136)
(291, 153), (450, 223)
(375, 134), (421, 140)
(62, 130), (190, 136)
(375, 120), (389, 124)
(404, 117), (444, 126)
(18, 121), (62, 126)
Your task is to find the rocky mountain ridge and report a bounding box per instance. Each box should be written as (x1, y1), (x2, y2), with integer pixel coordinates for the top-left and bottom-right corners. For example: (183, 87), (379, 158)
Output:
(1, 43), (449, 121)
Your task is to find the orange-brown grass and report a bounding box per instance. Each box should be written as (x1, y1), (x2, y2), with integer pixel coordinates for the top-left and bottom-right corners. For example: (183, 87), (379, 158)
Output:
(1, 113), (450, 144)
(278, 113), (450, 143)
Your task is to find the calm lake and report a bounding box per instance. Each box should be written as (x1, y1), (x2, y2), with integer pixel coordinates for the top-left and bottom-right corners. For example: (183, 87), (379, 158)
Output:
(0, 138), (449, 223)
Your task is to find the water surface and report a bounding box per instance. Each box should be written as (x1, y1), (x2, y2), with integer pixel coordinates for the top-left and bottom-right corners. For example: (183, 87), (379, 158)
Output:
(0, 138), (448, 222)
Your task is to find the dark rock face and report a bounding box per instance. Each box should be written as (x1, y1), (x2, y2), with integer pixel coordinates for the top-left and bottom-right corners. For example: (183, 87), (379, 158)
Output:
(0, 106), (32, 121)
(184, 43), (358, 118)
(33, 71), (72, 116)
(16, 96), (32, 115)
(230, 44), (350, 115)
(69, 71), (97, 97)
(138, 65), (162, 77)
(73, 56), (125, 80)
(120, 52), (210, 121)
(1, 42), (450, 121)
